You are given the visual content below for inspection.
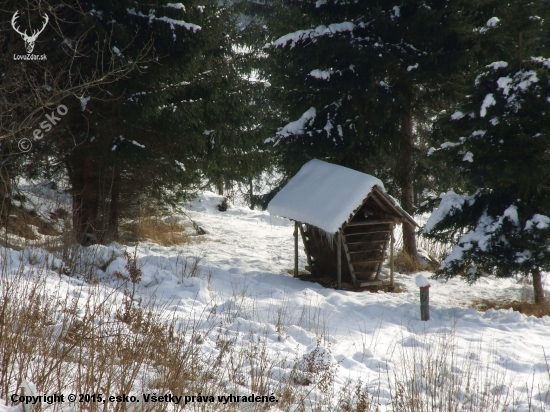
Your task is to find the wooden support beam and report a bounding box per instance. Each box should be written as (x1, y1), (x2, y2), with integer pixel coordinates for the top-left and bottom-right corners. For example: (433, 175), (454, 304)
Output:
(294, 221), (298, 277)
(337, 231), (341, 290)
(340, 230), (357, 286)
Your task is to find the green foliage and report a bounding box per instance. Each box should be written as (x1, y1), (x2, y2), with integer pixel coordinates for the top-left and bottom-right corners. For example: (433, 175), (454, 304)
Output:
(262, 0), (475, 200)
(2, 0), (273, 241)
(425, 53), (550, 279)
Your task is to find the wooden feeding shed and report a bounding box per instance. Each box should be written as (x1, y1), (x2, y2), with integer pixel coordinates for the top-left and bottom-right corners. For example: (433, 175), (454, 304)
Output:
(267, 159), (418, 289)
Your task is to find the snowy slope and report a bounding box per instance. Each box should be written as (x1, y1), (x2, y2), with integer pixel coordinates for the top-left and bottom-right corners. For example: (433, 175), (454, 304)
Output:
(1, 191), (550, 411)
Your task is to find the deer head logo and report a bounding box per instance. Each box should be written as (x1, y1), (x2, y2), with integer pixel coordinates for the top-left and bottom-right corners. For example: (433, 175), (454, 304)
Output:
(11, 11), (49, 54)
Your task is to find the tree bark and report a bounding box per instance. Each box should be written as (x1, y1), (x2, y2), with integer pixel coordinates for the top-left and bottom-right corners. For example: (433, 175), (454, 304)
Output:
(107, 166), (120, 242)
(397, 80), (417, 259)
(67, 149), (99, 245)
(249, 177), (255, 210)
(532, 268), (545, 304)
(217, 176), (224, 195)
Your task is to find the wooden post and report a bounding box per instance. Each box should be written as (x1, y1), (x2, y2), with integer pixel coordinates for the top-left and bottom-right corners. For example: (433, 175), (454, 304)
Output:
(420, 286), (430, 321)
(416, 274), (430, 321)
(390, 223), (394, 289)
(337, 231), (341, 290)
(294, 221), (299, 277)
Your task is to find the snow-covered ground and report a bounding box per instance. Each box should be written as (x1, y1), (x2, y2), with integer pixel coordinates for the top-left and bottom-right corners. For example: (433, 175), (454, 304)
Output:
(1, 191), (550, 411)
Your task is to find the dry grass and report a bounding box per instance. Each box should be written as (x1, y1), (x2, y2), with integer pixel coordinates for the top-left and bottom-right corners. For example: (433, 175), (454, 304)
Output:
(472, 298), (550, 318)
(394, 250), (428, 274)
(121, 213), (189, 246)
(3, 206), (60, 240)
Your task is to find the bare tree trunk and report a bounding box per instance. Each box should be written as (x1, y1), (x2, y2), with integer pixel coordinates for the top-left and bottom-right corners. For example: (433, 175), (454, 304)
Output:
(532, 269), (545, 304)
(249, 177), (255, 210)
(0, 146), (13, 226)
(217, 176), (224, 196)
(397, 81), (417, 259)
(68, 150), (99, 245)
(108, 166), (120, 241)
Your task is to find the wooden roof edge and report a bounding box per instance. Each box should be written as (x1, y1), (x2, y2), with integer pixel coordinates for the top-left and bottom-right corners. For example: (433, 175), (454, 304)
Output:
(371, 186), (419, 227)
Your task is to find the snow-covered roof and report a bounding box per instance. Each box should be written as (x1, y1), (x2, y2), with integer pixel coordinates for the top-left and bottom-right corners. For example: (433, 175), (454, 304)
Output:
(268, 159), (407, 233)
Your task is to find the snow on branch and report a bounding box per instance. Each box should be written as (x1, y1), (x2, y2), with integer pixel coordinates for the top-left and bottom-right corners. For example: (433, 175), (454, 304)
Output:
(270, 22), (355, 49)
(424, 191), (476, 234)
(127, 8), (201, 34)
(265, 107), (317, 146)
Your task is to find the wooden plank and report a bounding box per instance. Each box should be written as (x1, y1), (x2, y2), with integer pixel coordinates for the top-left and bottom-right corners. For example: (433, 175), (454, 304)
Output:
(299, 224), (313, 273)
(337, 232), (341, 290)
(372, 186), (419, 227)
(340, 229), (357, 286)
(349, 249), (384, 254)
(368, 190), (396, 215)
(344, 230), (391, 236)
(346, 240), (386, 245)
(358, 280), (384, 287)
(352, 259), (385, 264)
(345, 220), (395, 227)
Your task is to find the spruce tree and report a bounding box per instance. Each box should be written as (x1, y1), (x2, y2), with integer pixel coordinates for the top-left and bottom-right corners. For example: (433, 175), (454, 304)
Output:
(424, 0), (550, 303)
(263, 0), (473, 254)
(2, 0), (271, 243)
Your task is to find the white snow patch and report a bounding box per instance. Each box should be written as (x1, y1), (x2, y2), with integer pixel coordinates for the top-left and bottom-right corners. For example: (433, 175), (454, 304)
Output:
(80, 96), (91, 111)
(486, 17), (500, 27)
(451, 111), (465, 120)
(525, 214), (550, 230)
(272, 22), (355, 49)
(309, 69), (333, 80)
(166, 2), (185, 10)
(440, 141), (461, 149)
(462, 152), (473, 162)
(480, 93), (496, 117)
(471, 130), (486, 138)
(273, 107), (317, 140)
(517, 70), (538, 90)
(503, 205), (519, 226)
(175, 160), (185, 171)
(487, 61), (508, 70)
(407, 63), (419, 72)
(425, 191), (475, 233)
(497, 76), (512, 95)
(156, 16), (201, 32)
(415, 274), (430, 288)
